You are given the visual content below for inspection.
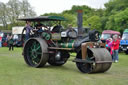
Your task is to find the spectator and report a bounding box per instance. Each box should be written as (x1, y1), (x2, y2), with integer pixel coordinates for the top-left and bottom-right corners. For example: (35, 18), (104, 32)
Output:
(106, 38), (113, 55)
(0, 36), (2, 47)
(112, 35), (120, 62)
(22, 21), (33, 40)
(101, 38), (106, 43)
(8, 35), (14, 51)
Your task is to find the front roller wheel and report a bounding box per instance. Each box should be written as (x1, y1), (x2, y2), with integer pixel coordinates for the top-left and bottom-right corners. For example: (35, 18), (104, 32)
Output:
(76, 48), (112, 73)
(23, 38), (49, 67)
(76, 50), (93, 73)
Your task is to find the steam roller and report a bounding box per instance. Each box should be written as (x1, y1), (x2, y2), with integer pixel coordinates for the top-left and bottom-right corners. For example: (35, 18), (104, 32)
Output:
(19, 15), (112, 74)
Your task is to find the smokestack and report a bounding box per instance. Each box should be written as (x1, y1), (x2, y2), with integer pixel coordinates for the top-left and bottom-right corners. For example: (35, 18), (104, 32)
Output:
(77, 10), (83, 36)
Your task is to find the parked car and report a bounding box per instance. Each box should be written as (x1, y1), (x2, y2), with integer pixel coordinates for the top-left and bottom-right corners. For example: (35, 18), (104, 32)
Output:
(101, 30), (121, 40)
(120, 29), (128, 54)
(12, 26), (25, 47)
(0, 30), (11, 47)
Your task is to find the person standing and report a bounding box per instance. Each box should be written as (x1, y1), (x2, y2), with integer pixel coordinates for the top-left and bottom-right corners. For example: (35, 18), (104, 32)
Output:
(34, 21), (44, 36)
(8, 35), (14, 51)
(22, 21), (33, 40)
(0, 36), (2, 47)
(35, 21), (43, 32)
(106, 38), (113, 55)
(112, 35), (120, 62)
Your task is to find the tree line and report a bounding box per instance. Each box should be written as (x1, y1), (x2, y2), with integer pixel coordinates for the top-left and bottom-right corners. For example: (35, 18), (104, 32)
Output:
(43, 0), (128, 34)
(0, 0), (36, 30)
(0, 0), (128, 34)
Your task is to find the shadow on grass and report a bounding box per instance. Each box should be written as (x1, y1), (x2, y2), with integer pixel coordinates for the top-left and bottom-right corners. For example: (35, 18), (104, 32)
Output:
(39, 64), (111, 75)
(43, 64), (79, 72)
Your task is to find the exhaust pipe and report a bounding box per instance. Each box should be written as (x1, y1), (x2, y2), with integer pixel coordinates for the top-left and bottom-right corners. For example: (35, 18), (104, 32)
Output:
(77, 10), (83, 36)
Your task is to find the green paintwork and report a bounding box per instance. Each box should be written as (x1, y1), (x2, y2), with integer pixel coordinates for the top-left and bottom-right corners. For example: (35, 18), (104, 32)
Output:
(60, 43), (74, 48)
(18, 16), (66, 21)
(48, 16), (66, 21)
(124, 29), (128, 33)
(28, 41), (41, 64)
(42, 32), (51, 40)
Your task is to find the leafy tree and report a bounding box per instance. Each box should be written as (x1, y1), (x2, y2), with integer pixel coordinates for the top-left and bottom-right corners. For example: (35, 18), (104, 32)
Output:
(104, 0), (128, 33)
(105, 15), (116, 30)
(83, 15), (102, 32)
(7, 0), (21, 24)
(0, 2), (8, 29)
(62, 13), (76, 28)
(0, 0), (36, 30)
(43, 5), (96, 28)
(105, 0), (128, 16)
(20, 0), (36, 17)
(62, 5), (93, 15)
(114, 8), (128, 33)
(100, 16), (108, 30)
(1, 0), (128, 33)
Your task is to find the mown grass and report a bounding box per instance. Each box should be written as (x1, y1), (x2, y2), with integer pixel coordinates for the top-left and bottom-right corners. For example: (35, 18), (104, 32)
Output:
(0, 47), (128, 85)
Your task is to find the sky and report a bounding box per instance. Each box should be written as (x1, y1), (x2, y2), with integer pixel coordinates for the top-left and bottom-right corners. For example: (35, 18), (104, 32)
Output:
(1, 0), (110, 16)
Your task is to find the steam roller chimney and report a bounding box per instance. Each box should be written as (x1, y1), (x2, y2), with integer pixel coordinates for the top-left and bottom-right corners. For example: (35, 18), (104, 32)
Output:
(77, 10), (83, 36)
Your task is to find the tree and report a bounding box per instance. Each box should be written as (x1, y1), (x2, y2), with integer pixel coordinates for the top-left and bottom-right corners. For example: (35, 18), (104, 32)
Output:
(0, 0), (36, 30)
(7, 0), (21, 24)
(104, 0), (128, 33)
(43, 5), (96, 28)
(104, 0), (128, 16)
(114, 8), (128, 32)
(0, 2), (8, 29)
(83, 15), (102, 32)
(105, 15), (116, 30)
(62, 13), (76, 28)
(20, 0), (36, 17)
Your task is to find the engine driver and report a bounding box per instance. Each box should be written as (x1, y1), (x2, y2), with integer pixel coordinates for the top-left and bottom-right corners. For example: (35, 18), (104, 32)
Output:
(34, 21), (48, 35)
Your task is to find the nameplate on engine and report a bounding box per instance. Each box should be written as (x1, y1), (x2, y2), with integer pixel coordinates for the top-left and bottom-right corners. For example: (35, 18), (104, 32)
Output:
(52, 33), (61, 40)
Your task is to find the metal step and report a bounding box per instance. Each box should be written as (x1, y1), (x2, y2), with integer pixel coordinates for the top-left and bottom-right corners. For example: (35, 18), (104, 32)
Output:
(73, 58), (94, 63)
(48, 47), (74, 51)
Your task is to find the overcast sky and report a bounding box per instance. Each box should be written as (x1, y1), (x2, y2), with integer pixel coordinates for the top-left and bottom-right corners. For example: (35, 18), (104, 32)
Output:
(1, 0), (110, 16)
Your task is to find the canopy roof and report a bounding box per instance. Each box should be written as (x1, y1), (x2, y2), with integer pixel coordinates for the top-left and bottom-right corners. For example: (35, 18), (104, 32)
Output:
(102, 30), (120, 35)
(17, 16), (66, 21)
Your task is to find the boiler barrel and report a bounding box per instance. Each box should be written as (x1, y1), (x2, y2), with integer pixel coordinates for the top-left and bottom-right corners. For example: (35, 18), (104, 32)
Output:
(60, 43), (74, 48)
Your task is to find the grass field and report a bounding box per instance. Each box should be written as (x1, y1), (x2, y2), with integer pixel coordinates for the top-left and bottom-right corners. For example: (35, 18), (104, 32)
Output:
(0, 47), (128, 85)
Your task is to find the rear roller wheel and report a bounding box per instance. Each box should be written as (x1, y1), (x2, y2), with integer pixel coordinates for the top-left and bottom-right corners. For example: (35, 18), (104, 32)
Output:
(23, 38), (49, 67)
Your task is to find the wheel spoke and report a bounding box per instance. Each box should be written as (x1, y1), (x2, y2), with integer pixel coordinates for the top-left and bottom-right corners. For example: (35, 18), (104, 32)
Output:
(33, 42), (36, 49)
(31, 55), (37, 59)
(36, 52), (42, 55)
(30, 46), (33, 51)
(33, 57), (40, 63)
(29, 41), (41, 63)
(36, 45), (41, 51)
